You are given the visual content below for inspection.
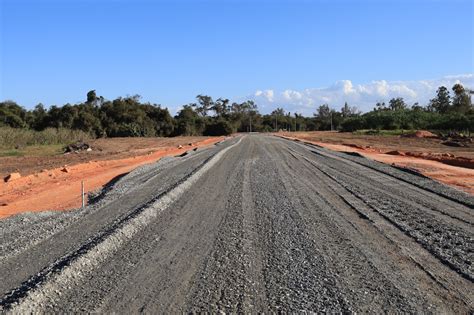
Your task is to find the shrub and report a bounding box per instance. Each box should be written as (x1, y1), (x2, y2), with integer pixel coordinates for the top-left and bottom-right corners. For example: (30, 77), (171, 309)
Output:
(203, 120), (234, 136)
(429, 113), (471, 131)
(341, 117), (366, 132)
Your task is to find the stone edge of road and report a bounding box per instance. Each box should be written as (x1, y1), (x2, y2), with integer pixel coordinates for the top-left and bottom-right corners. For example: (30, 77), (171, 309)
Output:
(0, 136), (227, 220)
(0, 136), (232, 264)
(3, 136), (245, 313)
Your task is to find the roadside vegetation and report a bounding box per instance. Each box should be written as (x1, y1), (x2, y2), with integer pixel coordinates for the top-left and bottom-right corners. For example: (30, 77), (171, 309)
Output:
(0, 127), (91, 156)
(0, 84), (472, 144)
(0, 144), (65, 158)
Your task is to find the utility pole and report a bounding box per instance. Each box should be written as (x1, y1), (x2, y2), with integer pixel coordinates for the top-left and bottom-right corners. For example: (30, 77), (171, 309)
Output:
(81, 181), (85, 208)
(469, 90), (473, 137)
(330, 112), (333, 131)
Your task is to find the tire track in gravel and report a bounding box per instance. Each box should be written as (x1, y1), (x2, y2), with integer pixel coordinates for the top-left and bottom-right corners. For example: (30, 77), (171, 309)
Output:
(274, 139), (473, 312)
(277, 135), (474, 209)
(267, 140), (421, 312)
(240, 150), (268, 311)
(287, 143), (473, 225)
(185, 143), (253, 312)
(305, 148), (473, 225)
(185, 140), (268, 312)
(188, 135), (353, 312)
(76, 138), (248, 313)
(248, 138), (351, 312)
(281, 140), (473, 282)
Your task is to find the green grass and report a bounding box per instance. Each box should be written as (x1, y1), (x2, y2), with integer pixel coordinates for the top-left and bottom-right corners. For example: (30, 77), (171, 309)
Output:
(0, 144), (65, 158)
(0, 127), (93, 158)
(0, 150), (24, 157)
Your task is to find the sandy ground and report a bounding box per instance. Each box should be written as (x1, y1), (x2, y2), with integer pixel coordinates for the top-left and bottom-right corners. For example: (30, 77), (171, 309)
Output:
(279, 131), (474, 195)
(0, 137), (224, 218)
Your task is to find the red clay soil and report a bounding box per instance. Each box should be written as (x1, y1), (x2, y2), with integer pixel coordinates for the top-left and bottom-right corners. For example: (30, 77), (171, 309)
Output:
(0, 136), (216, 178)
(280, 132), (474, 195)
(0, 137), (224, 219)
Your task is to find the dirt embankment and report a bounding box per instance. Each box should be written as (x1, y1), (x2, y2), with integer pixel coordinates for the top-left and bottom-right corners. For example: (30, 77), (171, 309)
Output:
(279, 131), (474, 195)
(0, 137), (216, 178)
(0, 137), (224, 218)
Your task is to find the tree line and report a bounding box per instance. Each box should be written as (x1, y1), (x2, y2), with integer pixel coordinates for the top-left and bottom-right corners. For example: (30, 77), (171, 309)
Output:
(0, 83), (472, 137)
(338, 83), (473, 132)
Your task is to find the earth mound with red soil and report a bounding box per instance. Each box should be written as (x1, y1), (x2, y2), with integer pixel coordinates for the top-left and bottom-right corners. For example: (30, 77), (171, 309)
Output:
(402, 130), (438, 138)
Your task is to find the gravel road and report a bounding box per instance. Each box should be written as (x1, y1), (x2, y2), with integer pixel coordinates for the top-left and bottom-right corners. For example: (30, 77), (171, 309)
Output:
(0, 134), (473, 313)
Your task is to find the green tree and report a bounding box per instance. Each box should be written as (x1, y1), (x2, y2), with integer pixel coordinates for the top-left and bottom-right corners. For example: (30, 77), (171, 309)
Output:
(341, 102), (351, 117)
(203, 120), (233, 136)
(211, 98), (230, 118)
(175, 105), (201, 136)
(237, 100), (259, 132)
(194, 95), (213, 117)
(73, 111), (102, 135)
(86, 90), (97, 105)
(341, 102), (360, 117)
(0, 101), (28, 128)
(314, 104), (334, 130)
(451, 83), (471, 114)
(411, 102), (424, 112)
(428, 86), (451, 113)
(272, 107), (285, 131)
(374, 101), (387, 111)
(341, 116), (366, 132)
(388, 97), (407, 111)
(30, 103), (48, 130)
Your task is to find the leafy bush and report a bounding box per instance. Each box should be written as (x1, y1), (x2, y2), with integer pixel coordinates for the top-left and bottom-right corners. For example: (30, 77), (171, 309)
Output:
(429, 113), (471, 131)
(203, 120), (234, 136)
(341, 117), (366, 132)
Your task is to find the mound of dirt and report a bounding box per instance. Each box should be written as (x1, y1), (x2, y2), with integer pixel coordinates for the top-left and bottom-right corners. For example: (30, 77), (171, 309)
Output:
(402, 130), (438, 139)
(442, 140), (467, 148)
(390, 151), (474, 169)
(342, 143), (366, 150)
(64, 142), (91, 153)
(4, 173), (21, 183)
(385, 150), (406, 156)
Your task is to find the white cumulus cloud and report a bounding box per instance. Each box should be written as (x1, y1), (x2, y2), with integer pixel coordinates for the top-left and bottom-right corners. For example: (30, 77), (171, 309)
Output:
(247, 74), (473, 115)
(254, 89), (274, 103)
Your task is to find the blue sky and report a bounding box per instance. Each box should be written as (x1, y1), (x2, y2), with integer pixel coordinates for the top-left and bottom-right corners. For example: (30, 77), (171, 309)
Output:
(1, 0), (473, 114)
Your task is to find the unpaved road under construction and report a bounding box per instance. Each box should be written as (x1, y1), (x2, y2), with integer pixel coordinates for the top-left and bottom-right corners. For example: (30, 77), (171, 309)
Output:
(0, 135), (473, 313)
